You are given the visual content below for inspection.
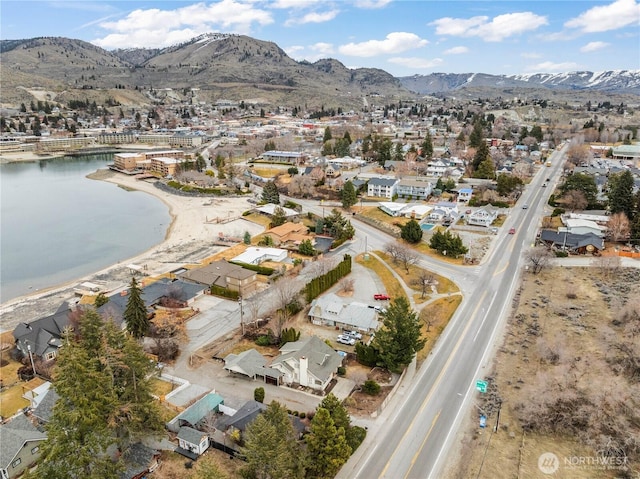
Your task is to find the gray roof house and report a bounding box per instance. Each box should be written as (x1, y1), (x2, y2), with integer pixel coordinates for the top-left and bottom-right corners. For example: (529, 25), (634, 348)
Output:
(270, 336), (343, 392)
(0, 413), (47, 479)
(223, 349), (282, 384)
(367, 177), (400, 199)
(176, 426), (209, 459)
(12, 304), (73, 361)
(539, 230), (604, 253)
(309, 293), (379, 332)
(467, 205), (499, 227)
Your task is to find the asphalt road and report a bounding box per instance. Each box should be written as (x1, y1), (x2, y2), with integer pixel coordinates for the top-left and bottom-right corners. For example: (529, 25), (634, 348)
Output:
(335, 145), (569, 479)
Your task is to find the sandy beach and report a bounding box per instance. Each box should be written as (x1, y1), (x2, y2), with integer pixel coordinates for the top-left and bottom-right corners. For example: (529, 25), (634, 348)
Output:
(0, 167), (265, 333)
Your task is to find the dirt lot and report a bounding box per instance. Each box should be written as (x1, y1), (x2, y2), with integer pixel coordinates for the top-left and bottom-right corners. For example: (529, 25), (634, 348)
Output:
(445, 267), (640, 479)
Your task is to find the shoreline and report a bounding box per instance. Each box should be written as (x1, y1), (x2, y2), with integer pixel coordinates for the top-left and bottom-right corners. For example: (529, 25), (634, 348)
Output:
(0, 168), (265, 333)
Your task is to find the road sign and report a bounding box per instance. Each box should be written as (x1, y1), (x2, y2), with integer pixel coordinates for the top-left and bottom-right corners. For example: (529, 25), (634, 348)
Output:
(475, 379), (488, 393)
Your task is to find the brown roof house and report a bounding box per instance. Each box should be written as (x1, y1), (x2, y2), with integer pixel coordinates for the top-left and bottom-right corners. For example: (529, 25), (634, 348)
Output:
(179, 260), (258, 295)
(266, 222), (314, 248)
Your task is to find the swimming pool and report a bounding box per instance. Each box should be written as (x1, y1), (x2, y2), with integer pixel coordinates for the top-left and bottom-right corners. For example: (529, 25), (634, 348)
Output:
(420, 223), (436, 231)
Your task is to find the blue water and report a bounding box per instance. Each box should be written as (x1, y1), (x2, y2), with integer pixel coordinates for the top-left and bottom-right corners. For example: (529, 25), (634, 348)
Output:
(0, 154), (170, 303)
(420, 223), (436, 231)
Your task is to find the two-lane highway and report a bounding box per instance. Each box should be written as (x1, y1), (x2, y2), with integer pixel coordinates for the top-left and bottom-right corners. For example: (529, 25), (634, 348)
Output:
(337, 144), (569, 478)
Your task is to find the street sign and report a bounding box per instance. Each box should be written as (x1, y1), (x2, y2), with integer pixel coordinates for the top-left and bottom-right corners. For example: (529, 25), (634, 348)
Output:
(475, 379), (488, 393)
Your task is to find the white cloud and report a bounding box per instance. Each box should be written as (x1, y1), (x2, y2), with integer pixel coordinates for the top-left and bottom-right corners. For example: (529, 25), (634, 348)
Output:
(525, 61), (580, 73)
(310, 42), (335, 55)
(285, 9), (339, 26)
(388, 57), (443, 69)
(431, 12), (548, 42)
(93, 1), (273, 49)
(580, 41), (610, 52)
(286, 42), (335, 62)
(521, 52), (542, 59)
(565, 0), (640, 33)
(338, 32), (427, 57)
(354, 0), (393, 8)
(443, 46), (468, 55)
(270, 0), (323, 8)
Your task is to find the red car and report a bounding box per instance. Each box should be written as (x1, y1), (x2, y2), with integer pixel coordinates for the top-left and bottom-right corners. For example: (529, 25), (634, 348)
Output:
(374, 294), (390, 300)
(509, 228), (516, 235)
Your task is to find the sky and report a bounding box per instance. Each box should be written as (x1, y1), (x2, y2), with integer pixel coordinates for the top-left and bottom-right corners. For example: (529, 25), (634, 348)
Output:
(1, 0), (639, 77)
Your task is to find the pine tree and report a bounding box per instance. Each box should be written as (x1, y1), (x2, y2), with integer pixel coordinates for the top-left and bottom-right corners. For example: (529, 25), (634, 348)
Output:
(271, 206), (287, 227)
(241, 402), (305, 479)
(123, 277), (149, 339)
(607, 170), (635, 220)
(306, 408), (352, 479)
(372, 296), (426, 373)
(262, 180), (280, 204)
(469, 120), (484, 148)
(421, 131), (433, 159)
(401, 220), (423, 244)
(340, 181), (357, 210)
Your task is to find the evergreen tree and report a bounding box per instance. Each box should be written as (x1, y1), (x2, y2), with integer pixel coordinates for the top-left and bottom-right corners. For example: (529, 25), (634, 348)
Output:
(241, 402), (305, 479)
(401, 219), (423, 244)
(472, 141), (490, 170)
(372, 297), (425, 373)
(262, 180), (280, 204)
(607, 170), (635, 220)
(271, 206), (287, 227)
(469, 120), (484, 148)
(305, 408), (351, 479)
(123, 277), (149, 339)
(429, 230), (469, 257)
(393, 142), (404, 161)
(340, 181), (358, 210)
(318, 393), (350, 432)
(421, 131), (433, 159)
(195, 153), (207, 172)
(299, 239), (316, 256)
(323, 126), (332, 143)
(474, 157), (496, 179)
(243, 231), (252, 245)
(560, 173), (598, 208)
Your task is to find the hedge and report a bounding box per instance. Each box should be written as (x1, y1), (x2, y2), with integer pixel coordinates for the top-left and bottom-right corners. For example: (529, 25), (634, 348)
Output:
(305, 254), (352, 303)
(229, 261), (275, 276)
(210, 284), (239, 300)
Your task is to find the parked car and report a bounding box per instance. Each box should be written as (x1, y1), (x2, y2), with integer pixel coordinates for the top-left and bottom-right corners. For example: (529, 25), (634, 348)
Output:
(374, 294), (390, 300)
(337, 334), (356, 346)
(522, 204), (528, 209)
(343, 330), (363, 340)
(542, 183), (547, 187)
(374, 306), (387, 314)
(509, 227), (516, 234)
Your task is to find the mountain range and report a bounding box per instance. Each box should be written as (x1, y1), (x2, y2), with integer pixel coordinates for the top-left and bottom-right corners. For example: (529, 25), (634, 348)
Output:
(1, 34), (639, 109)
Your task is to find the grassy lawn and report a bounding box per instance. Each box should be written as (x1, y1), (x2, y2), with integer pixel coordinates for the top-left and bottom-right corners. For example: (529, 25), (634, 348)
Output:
(242, 212), (273, 228)
(412, 241), (466, 265)
(355, 253), (406, 300)
(0, 377), (46, 418)
(493, 214), (507, 227)
(375, 251), (460, 299)
(150, 378), (177, 397)
(417, 295), (463, 362)
(249, 167), (281, 178)
(358, 206), (411, 228)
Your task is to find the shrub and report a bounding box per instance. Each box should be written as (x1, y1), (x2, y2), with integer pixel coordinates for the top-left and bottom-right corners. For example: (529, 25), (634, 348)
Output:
(299, 412), (306, 419)
(337, 366), (346, 376)
(555, 250), (569, 257)
(346, 426), (367, 451)
(254, 387), (265, 403)
(552, 208), (565, 217)
(255, 335), (272, 346)
(362, 379), (381, 395)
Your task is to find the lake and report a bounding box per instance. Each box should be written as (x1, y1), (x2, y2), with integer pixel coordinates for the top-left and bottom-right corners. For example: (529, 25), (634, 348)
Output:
(0, 154), (170, 303)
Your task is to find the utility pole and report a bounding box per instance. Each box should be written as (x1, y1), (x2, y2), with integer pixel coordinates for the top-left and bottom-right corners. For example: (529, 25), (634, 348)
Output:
(238, 296), (245, 336)
(27, 343), (36, 376)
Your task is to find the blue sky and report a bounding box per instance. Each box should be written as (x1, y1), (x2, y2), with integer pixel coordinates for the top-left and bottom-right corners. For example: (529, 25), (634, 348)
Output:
(2, 0), (639, 77)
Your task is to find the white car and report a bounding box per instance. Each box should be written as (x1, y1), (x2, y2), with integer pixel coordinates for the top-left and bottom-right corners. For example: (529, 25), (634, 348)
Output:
(337, 334), (356, 346)
(343, 330), (363, 340)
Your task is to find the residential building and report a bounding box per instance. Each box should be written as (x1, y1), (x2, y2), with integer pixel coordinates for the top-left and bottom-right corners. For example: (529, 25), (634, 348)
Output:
(367, 177), (399, 199)
(457, 188), (473, 202)
(539, 230), (604, 254)
(270, 336), (343, 392)
(13, 305), (72, 361)
(150, 157), (183, 177)
(223, 349), (282, 384)
(176, 426), (209, 459)
(113, 152), (144, 171)
(97, 132), (137, 145)
(560, 218), (607, 238)
(428, 201), (459, 221)
(260, 150), (307, 164)
(396, 179), (433, 200)
(265, 222), (313, 247)
(178, 260), (258, 294)
(0, 413), (47, 479)
(467, 205), (499, 227)
(231, 247), (288, 265)
(308, 293), (379, 332)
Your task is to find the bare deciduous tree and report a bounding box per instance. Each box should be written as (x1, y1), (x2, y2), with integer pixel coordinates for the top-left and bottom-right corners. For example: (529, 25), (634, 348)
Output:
(411, 271), (435, 299)
(562, 189), (588, 212)
(526, 247), (553, 274)
(339, 277), (355, 294)
(591, 255), (622, 279)
(395, 243), (419, 273)
(606, 212), (630, 242)
(271, 277), (302, 339)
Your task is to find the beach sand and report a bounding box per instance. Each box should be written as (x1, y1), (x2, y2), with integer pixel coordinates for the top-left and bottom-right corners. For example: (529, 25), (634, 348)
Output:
(0, 168), (265, 333)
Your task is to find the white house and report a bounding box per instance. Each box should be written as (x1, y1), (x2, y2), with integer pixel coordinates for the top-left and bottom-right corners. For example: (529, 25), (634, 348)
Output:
(457, 188), (473, 202)
(428, 201), (459, 221)
(270, 336), (344, 392)
(177, 426), (209, 458)
(426, 160), (448, 177)
(378, 202), (407, 217)
(231, 247), (288, 265)
(367, 177), (399, 199)
(560, 218), (607, 238)
(396, 179), (433, 200)
(467, 205), (499, 227)
(308, 293), (379, 332)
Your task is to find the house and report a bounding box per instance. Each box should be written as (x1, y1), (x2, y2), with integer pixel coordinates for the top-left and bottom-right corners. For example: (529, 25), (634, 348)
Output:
(378, 202), (408, 217)
(560, 218), (607, 238)
(231, 247), (288, 265)
(428, 201), (459, 221)
(179, 260), (258, 294)
(176, 426), (209, 459)
(255, 203), (299, 218)
(426, 159), (448, 177)
(260, 150), (307, 165)
(367, 177), (399, 199)
(539, 230), (604, 254)
(401, 204), (432, 220)
(396, 179), (433, 200)
(166, 392), (224, 434)
(266, 222), (313, 247)
(98, 278), (205, 327)
(223, 349), (282, 385)
(457, 188), (473, 202)
(270, 336), (344, 392)
(32, 387), (60, 425)
(13, 304), (72, 361)
(119, 443), (161, 479)
(325, 164), (341, 178)
(0, 413), (47, 479)
(467, 205), (499, 227)
(308, 293), (379, 333)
